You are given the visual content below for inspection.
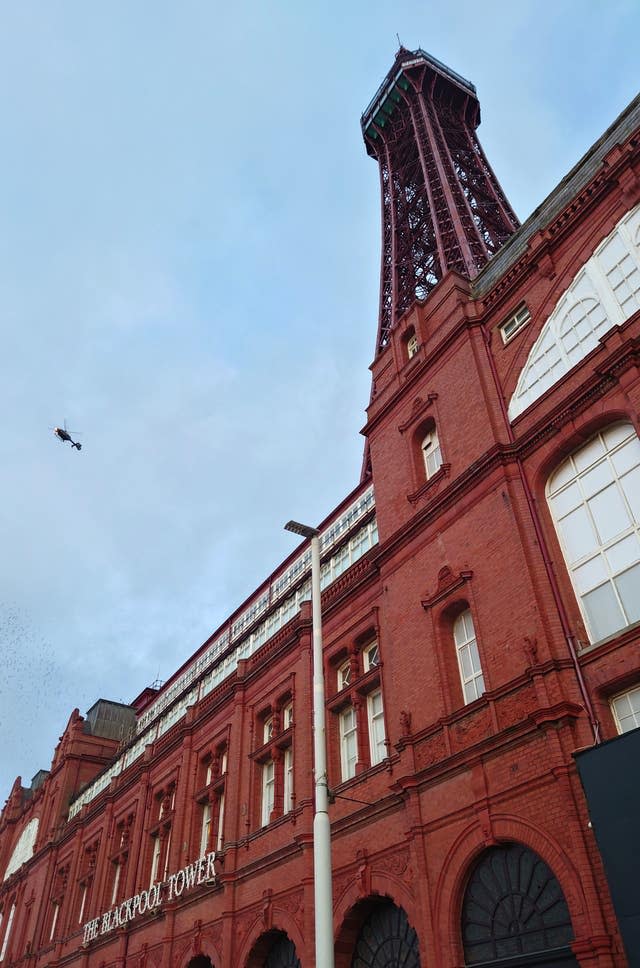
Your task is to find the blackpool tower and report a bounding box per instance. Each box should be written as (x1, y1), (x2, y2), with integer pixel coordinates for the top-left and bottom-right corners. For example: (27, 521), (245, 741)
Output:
(362, 48), (520, 354)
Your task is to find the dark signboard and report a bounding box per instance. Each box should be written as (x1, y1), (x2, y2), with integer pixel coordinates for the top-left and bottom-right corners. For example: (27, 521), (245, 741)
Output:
(575, 727), (640, 964)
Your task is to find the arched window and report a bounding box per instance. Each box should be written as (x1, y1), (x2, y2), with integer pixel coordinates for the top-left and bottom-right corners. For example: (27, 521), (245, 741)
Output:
(461, 843), (576, 966)
(454, 610), (485, 704)
(547, 423), (640, 643)
(509, 203), (640, 419)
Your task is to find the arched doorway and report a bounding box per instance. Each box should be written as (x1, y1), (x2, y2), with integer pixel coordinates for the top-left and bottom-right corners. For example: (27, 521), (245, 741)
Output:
(461, 843), (578, 967)
(264, 934), (301, 968)
(245, 929), (302, 968)
(186, 957), (214, 968)
(351, 900), (420, 967)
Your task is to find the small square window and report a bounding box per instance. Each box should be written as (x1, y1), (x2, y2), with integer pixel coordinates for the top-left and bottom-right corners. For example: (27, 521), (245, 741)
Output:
(338, 660), (351, 691)
(499, 304), (531, 344)
(611, 685), (640, 734)
(363, 642), (380, 671)
(407, 333), (419, 358)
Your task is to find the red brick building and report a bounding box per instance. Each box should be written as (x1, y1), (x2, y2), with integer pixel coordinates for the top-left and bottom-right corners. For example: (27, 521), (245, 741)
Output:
(1, 48), (639, 968)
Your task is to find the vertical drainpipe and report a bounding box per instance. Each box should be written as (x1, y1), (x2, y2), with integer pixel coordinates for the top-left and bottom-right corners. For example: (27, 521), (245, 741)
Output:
(480, 324), (601, 745)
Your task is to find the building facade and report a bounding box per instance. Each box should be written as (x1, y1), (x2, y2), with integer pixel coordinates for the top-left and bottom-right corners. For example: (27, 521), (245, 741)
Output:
(1, 48), (640, 968)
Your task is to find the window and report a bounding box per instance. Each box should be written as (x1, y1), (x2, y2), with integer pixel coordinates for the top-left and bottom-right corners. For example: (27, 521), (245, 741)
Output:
(261, 760), (275, 826)
(49, 902), (59, 942)
(283, 702), (294, 729)
(149, 788), (173, 887)
(338, 659), (352, 690)
(611, 685), (640, 734)
(339, 706), (358, 780)
(422, 429), (443, 479)
(407, 331), (419, 359)
(196, 747), (226, 855)
(363, 641), (380, 671)
(547, 423), (640, 642)
(454, 610), (485, 703)
(263, 716), (274, 744)
(216, 791), (225, 851)
(499, 304), (531, 344)
(508, 204), (640, 419)
(77, 884), (88, 924)
(283, 747), (294, 813)
(367, 690), (386, 765)
(0, 903), (15, 962)
(199, 802), (212, 857)
(149, 834), (163, 888)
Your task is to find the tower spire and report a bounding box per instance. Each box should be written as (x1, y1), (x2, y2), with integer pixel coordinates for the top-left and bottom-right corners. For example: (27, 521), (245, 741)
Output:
(362, 48), (519, 355)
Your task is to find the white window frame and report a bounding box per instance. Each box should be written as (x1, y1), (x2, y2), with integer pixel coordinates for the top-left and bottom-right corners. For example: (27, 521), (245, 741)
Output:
(367, 689), (386, 765)
(263, 716), (274, 745)
(611, 684), (640, 734)
(283, 702), (294, 729)
(453, 610), (485, 704)
(261, 760), (275, 826)
(421, 429), (443, 480)
(547, 423), (640, 643)
(339, 706), (358, 781)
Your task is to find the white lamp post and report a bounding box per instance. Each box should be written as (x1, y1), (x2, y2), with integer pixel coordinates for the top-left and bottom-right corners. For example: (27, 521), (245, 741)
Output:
(284, 520), (335, 968)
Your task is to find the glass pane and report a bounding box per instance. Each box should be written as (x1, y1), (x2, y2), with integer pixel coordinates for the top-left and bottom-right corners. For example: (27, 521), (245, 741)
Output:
(463, 680), (477, 703)
(453, 615), (466, 647)
(582, 582), (624, 641)
(604, 423), (634, 451)
(548, 459), (574, 492)
(460, 645), (473, 679)
(588, 484), (630, 544)
(580, 461), (612, 498)
(610, 438), (640, 477)
(620, 465), (640, 521)
(606, 534), (640, 575)
(558, 505), (597, 561)
(369, 691), (383, 716)
(551, 481), (582, 516)
(573, 435), (605, 472)
(573, 555), (607, 594)
(469, 641), (482, 674)
(615, 563), (640, 625)
(630, 688), (640, 714)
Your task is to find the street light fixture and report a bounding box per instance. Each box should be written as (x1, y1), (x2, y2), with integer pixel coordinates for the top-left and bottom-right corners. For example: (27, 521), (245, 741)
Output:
(284, 520), (335, 968)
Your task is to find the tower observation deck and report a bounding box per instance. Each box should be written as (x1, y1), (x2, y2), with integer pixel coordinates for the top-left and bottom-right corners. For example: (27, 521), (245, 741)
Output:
(362, 48), (520, 354)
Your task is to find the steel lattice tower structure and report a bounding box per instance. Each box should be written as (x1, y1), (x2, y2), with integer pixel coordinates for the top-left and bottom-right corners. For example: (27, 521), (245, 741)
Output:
(362, 48), (520, 355)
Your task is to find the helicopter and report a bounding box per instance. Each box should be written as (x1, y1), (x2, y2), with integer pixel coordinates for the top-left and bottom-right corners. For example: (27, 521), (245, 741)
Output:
(51, 420), (82, 451)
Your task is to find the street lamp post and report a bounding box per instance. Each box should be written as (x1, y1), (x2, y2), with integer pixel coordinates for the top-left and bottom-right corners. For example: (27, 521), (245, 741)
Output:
(284, 520), (335, 968)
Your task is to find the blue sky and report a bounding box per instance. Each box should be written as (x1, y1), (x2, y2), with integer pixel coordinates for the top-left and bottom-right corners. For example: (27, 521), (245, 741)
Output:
(1, 0), (639, 797)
